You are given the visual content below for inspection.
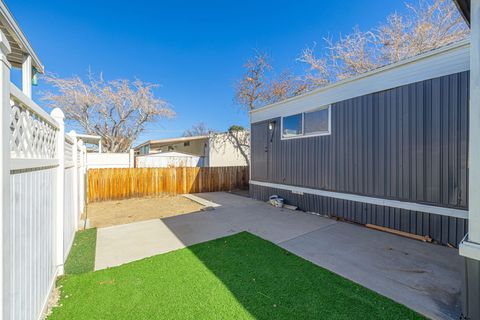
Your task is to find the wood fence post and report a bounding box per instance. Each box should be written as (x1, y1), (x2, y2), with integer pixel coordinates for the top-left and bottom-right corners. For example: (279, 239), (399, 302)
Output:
(51, 108), (65, 275)
(0, 29), (11, 320)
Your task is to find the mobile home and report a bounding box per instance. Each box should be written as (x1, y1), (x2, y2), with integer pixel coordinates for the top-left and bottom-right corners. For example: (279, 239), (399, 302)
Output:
(250, 40), (470, 247)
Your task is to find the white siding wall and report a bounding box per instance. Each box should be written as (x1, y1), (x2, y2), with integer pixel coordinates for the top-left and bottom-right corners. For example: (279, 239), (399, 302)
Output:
(208, 132), (249, 167)
(86, 153), (132, 168)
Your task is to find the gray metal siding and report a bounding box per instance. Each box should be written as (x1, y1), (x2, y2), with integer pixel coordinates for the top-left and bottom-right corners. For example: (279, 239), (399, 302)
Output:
(250, 71), (470, 246)
(250, 184), (467, 246)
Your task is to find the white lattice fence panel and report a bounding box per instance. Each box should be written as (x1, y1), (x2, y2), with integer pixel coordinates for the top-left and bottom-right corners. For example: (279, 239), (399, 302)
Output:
(10, 104), (58, 159)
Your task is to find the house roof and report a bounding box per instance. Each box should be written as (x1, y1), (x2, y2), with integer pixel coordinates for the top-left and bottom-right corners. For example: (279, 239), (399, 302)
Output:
(0, 1), (44, 73)
(453, 0), (470, 25)
(134, 135), (209, 149)
(251, 39), (470, 123)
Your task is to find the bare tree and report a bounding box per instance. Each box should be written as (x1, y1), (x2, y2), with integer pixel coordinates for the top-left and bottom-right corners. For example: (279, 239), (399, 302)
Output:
(298, 28), (379, 86)
(297, 44), (331, 87)
(42, 73), (175, 153)
(264, 71), (310, 104)
(326, 28), (380, 81)
(377, 0), (469, 63)
(234, 52), (272, 111)
(183, 122), (213, 137)
(234, 52), (309, 110)
(299, 0), (468, 88)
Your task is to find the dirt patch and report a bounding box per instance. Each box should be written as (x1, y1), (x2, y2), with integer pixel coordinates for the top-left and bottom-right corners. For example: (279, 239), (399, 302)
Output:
(42, 284), (61, 319)
(86, 196), (204, 228)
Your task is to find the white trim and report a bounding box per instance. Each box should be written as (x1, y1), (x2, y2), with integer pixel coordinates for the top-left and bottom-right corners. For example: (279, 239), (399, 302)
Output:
(459, 235), (480, 260)
(281, 113), (303, 139)
(468, 0), (480, 246)
(21, 55), (32, 98)
(280, 105), (331, 140)
(10, 83), (59, 128)
(10, 158), (59, 171)
(251, 40), (470, 123)
(250, 180), (469, 219)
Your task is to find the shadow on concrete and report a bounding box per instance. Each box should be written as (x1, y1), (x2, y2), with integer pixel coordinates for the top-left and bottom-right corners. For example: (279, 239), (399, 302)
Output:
(158, 192), (463, 320)
(94, 192), (463, 319)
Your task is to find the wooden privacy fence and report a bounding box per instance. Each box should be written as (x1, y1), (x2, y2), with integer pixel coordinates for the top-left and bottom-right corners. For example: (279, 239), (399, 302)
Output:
(87, 166), (250, 202)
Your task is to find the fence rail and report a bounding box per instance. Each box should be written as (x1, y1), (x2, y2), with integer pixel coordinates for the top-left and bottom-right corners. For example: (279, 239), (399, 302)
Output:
(87, 166), (249, 202)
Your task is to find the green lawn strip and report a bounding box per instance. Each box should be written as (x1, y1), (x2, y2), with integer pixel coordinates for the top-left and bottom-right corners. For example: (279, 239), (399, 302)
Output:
(64, 228), (97, 275)
(49, 231), (424, 320)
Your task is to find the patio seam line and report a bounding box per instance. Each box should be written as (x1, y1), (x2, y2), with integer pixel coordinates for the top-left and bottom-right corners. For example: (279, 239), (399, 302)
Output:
(276, 220), (338, 245)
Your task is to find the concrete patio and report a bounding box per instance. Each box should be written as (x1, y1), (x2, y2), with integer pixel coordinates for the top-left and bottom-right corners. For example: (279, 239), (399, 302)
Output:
(95, 192), (462, 320)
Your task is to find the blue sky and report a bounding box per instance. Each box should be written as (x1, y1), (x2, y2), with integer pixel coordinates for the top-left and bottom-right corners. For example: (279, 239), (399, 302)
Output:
(10, 0), (409, 144)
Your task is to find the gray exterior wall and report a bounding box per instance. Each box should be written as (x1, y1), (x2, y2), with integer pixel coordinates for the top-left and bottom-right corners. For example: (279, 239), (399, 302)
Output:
(250, 71), (470, 246)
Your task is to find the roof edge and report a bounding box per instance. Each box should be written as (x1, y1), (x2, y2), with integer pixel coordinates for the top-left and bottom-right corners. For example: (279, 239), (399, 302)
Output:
(0, 1), (44, 73)
(251, 39), (470, 117)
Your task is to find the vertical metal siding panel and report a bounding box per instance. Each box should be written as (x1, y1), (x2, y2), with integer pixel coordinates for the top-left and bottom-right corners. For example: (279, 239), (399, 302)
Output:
(416, 81), (425, 202)
(432, 78), (442, 242)
(459, 71), (469, 207)
(441, 76), (450, 206)
(367, 95), (374, 195)
(379, 92), (387, 198)
(449, 73), (459, 207)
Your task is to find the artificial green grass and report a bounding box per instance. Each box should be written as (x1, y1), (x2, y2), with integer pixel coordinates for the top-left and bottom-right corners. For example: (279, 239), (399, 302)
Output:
(64, 228), (97, 275)
(49, 232), (424, 320)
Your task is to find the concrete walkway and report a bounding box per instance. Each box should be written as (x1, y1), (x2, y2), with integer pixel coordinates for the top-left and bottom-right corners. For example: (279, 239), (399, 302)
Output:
(95, 192), (462, 320)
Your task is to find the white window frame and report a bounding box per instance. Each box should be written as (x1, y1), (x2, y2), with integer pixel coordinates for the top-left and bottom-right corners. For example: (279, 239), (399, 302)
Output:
(280, 112), (303, 139)
(281, 105), (331, 140)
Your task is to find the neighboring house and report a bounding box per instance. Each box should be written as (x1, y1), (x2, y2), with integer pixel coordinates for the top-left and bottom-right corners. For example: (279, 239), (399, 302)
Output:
(134, 132), (249, 167)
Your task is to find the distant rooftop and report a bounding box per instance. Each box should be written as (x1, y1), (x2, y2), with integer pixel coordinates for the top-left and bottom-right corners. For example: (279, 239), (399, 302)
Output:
(134, 135), (209, 149)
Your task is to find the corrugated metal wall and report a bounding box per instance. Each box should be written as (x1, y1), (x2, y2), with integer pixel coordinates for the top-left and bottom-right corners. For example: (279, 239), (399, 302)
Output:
(250, 71), (470, 246)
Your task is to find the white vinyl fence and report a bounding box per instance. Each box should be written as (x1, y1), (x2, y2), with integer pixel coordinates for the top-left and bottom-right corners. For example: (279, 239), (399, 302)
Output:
(2, 82), (87, 320)
(136, 152), (204, 168)
(86, 152), (133, 169)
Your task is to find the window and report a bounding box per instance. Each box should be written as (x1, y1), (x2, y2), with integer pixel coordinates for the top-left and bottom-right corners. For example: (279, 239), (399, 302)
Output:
(282, 113), (303, 137)
(281, 106), (331, 139)
(304, 108), (329, 135)
(184, 141), (190, 147)
(139, 145), (150, 155)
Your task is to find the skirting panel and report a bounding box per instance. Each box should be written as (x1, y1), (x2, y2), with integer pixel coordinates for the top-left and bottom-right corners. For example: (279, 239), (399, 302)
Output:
(250, 184), (467, 247)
